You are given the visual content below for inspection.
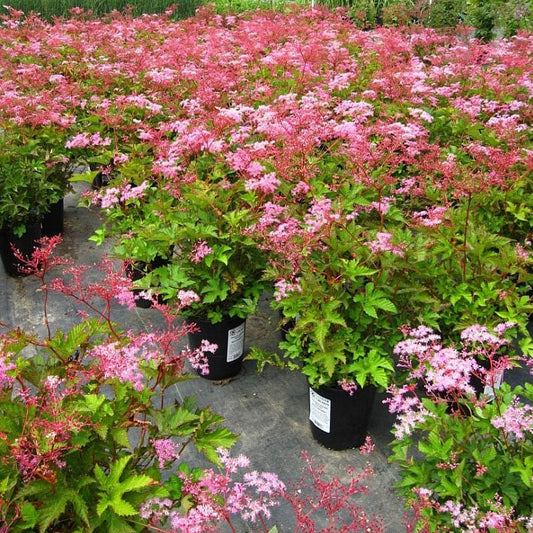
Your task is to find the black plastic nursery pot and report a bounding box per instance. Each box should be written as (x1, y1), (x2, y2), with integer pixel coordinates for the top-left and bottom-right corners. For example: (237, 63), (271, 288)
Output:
(186, 315), (246, 380)
(309, 383), (376, 450)
(41, 198), (64, 237)
(0, 221), (42, 277)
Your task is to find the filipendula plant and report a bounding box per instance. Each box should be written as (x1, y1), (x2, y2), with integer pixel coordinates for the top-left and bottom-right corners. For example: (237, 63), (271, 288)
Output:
(386, 322), (533, 532)
(0, 236), (237, 532)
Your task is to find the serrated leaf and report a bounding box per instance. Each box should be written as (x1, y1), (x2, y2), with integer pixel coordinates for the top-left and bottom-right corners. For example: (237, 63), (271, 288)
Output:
(94, 464), (107, 487)
(110, 428), (131, 449)
(343, 261), (378, 278)
(362, 303), (378, 318)
(201, 277), (230, 303)
(170, 407), (201, 431)
(0, 476), (12, 492)
(96, 498), (110, 517)
(37, 486), (72, 533)
(102, 513), (136, 533)
(116, 474), (155, 495)
(110, 497), (137, 517)
(314, 320), (331, 349)
(195, 427), (239, 463)
(373, 298), (397, 313)
(69, 491), (91, 527)
(106, 456), (132, 489)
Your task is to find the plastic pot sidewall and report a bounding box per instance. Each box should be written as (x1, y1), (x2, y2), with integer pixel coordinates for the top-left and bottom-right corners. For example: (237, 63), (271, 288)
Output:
(0, 222), (42, 277)
(41, 198), (64, 237)
(309, 383), (376, 450)
(187, 315), (246, 380)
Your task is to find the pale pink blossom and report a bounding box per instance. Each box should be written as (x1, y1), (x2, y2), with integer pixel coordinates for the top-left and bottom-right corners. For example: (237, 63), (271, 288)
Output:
(491, 399), (533, 441)
(273, 278), (302, 302)
(365, 232), (406, 257)
(367, 196), (394, 215)
(304, 198), (340, 233)
(359, 436), (375, 455)
(412, 206), (448, 227)
(89, 341), (144, 391)
(186, 340), (218, 376)
(0, 348), (16, 389)
(244, 172), (280, 194)
(152, 438), (181, 468)
(516, 244), (530, 261)
(177, 290), (200, 307)
(189, 241), (213, 264)
(291, 181), (311, 197)
(65, 131), (111, 149)
(460, 324), (504, 346)
(338, 378), (358, 396)
(408, 107), (433, 123)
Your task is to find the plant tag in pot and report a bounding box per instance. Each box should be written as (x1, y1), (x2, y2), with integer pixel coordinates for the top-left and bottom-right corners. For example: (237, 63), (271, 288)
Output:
(484, 369), (504, 401)
(309, 388), (331, 433)
(227, 322), (245, 362)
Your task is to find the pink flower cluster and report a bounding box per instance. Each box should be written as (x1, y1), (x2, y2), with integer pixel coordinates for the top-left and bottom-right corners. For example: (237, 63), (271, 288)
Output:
(436, 495), (531, 532)
(189, 240), (213, 264)
(93, 181), (149, 209)
(491, 399), (533, 441)
(273, 278), (302, 302)
(365, 232), (406, 257)
(140, 448), (285, 532)
(65, 132), (111, 149)
(151, 438), (182, 468)
(0, 347), (16, 389)
(185, 339), (219, 376)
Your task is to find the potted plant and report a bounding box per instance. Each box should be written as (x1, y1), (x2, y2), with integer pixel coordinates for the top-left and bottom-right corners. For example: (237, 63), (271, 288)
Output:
(90, 153), (269, 381)
(250, 179), (423, 449)
(386, 322), (533, 532)
(0, 127), (71, 275)
(0, 236), (238, 532)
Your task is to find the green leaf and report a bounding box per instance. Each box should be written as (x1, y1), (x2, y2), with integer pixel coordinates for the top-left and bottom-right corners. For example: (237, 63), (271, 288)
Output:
(37, 486), (88, 532)
(195, 427), (239, 464)
(20, 503), (38, 529)
(111, 428), (132, 449)
(201, 277), (230, 303)
(342, 261), (378, 278)
(105, 456), (132, 489)
(362, 303), (378, 318)
(373, 297), (397, 313)
(109, 498), (137, 517)
(100, 513), (136, 533)
(96, 498), (110, 517)
(94, 464), (107, 488)
(315, 320), (332, 349)
(116, 474), (155, 495)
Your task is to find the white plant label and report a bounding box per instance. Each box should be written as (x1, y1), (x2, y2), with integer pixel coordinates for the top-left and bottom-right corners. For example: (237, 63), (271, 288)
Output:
(226, 322), (245, 362)
(484, 370), (504, 401)
(309, 388), (331, 433)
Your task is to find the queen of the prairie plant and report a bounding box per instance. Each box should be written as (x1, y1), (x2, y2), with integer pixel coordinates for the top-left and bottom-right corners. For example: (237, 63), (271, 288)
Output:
(386, 323), (533, 532)
(0, 236), (238, 532)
